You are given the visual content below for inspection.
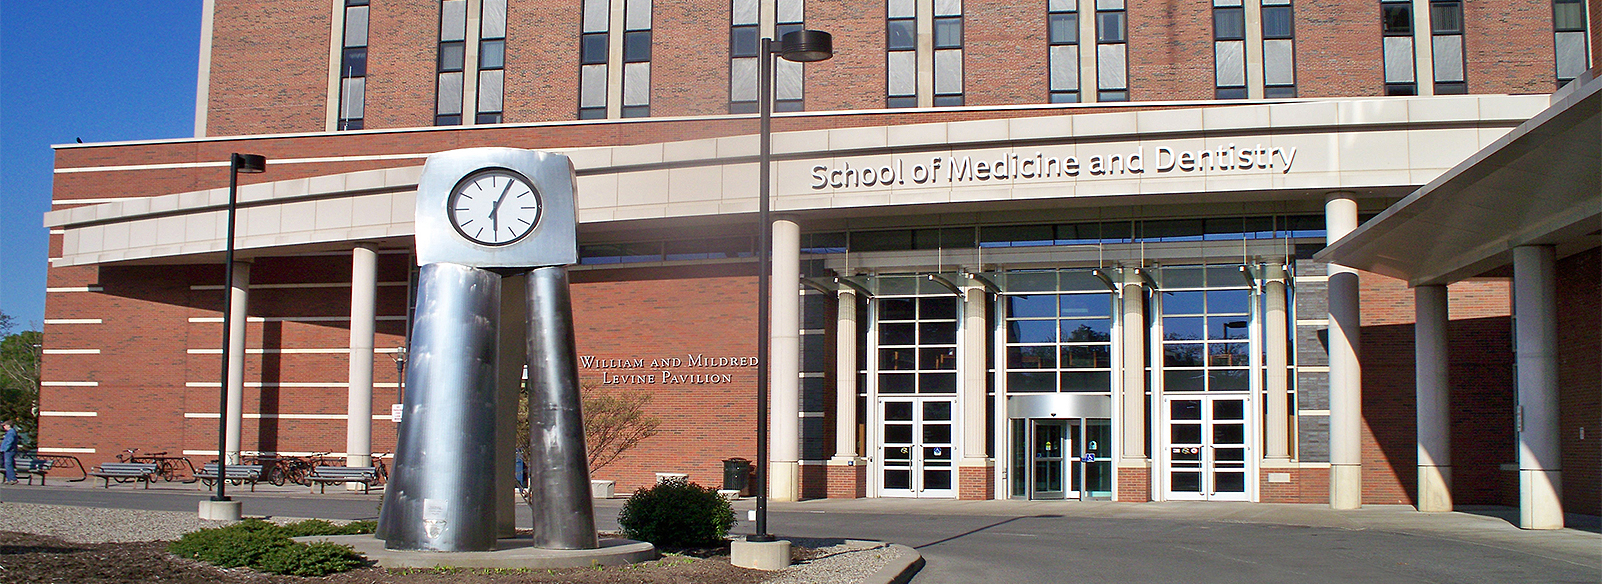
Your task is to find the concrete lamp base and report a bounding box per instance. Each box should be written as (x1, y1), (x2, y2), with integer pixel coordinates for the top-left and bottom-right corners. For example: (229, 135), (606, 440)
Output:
(731, 538), (791, 571)
(198, 500), (243, 521)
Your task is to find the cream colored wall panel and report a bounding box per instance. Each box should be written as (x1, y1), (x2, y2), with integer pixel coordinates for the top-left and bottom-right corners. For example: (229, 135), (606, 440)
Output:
(774, 194), (834, 211)
(662, 138), (718, 163)
(1201, 105), (1270, 130)
(828, 192), (892, 209)
(1072, 111), (1137, 136)
(1338, 130), (1410, 171)
(576, 174), (620, 209)
(827, 126), (889, 150)
(888, 122), (949, 147)
(772, 128), (829, 155)
(156, 216), (187, 245)
(1407, 128), (1480, 170)
(388, 191), (416, 226)
(947, 119), (1010, 142)
(1008, 115), (1073, 140)
(1407, 95), (1478, 123)
(1336, 99), (1409, 125)
(611, 205), (669, 221)
(350, 193), (393, 227)
(667, 165), (723, 202)
(714, 134), (758, 159)
(1136, 108), (1203, 133)
(562, 147), (613, 170)
(278, 201), (317, 232)
(719, 162), (758, 200)
(1270, 101), (1338, 128)
(272, 178), (311, 199)
(612, 143), (666, 166)
(665, 201), (722, 217)
(615, 169), (670, 205)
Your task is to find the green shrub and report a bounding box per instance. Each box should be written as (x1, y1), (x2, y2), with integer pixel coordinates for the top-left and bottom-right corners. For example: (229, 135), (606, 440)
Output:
(168, 519), (369, 575)
(256, 541), (365, 576)
(616, 478), (735, 548)
(168, 527), (292, 568)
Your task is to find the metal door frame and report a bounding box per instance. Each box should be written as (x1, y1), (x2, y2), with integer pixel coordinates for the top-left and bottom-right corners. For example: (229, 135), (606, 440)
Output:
(1159, 393), (1256, 502)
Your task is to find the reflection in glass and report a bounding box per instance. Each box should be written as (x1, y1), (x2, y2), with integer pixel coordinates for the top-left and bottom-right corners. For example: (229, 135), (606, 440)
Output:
(919, 372), (957, 393)
(1213, 423), (1244, 445)
(1164, 344), (1204, 367)
(1009, 346), (1057, 369)
(1061, 370), (1111, 392)
(880, 298), (916, 320)
(1162, 290), (1205, 314)
(919, 322), (957, 345)
(880, 322), (916, 345)
(1171, 471), (1202, 492)
(1061, 320), (1111, 342)
(1215, 471), (1245, 492)
(1008, 371), (1056, 392)
(1059, 294), (1110, 317)
(924, 401), (952, 421)
(1008, 295), (1056, 318)
(880, 373), (915, 393)
(923, 424), (952, 444)
(1171, 399), (1202, 420)
(1164, 317), (1204, 340)
(920, 297), (957, 319)
(1165, 369), (1205, 391)
(1008, 320), (1057, 343)
(880, 348), (916, 370)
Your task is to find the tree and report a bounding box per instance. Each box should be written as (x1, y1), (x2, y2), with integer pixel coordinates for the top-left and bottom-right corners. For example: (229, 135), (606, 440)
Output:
(517, 381), (662, 475)
(0, 309), (41, 445)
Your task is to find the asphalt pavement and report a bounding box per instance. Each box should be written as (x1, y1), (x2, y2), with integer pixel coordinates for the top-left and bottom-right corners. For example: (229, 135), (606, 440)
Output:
(3, 480), (1598, 583)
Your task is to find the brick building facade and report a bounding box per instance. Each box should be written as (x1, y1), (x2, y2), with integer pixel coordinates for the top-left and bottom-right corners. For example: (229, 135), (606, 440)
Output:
(38, 0), (1598, 526)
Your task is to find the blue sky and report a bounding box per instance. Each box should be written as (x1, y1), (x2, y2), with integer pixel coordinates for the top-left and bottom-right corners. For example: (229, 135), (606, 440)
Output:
(1, 2), (202, 329)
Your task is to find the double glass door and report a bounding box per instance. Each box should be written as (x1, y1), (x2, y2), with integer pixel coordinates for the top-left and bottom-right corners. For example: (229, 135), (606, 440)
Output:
(1011, 418), (1113, 499)
(1163, 395), (1251, 501)
(879, 398), (955, 498)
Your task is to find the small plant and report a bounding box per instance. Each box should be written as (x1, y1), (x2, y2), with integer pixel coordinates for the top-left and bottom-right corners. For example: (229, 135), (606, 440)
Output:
(616, 478), (735, 548)
(168, 519), (367, 576)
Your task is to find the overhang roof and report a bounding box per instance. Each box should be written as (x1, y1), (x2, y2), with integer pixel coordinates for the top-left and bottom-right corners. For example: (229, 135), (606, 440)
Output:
(1317, 74), (1601, 286)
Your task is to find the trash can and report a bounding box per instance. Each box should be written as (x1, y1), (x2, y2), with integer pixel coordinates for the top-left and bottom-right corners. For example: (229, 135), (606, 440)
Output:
(722, 457), (752, 496)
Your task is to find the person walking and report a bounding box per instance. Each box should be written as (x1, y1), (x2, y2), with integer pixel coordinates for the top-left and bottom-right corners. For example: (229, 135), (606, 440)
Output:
(1, 421), (18, 485)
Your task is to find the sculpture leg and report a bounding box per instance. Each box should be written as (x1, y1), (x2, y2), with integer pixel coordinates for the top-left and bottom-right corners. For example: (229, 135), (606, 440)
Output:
(525, 265), (600, 550)
(378, 262), (502, 551)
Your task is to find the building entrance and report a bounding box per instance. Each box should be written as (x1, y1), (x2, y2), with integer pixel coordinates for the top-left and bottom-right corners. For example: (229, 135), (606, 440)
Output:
(1162, 395), (1252, 501)
(1010, 417), (1112, 500)
(878, 397), (956, 498)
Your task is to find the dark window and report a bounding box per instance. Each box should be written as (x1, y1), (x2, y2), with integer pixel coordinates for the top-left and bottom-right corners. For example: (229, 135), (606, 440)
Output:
(1554, 0), (1586, 31)
(934, 17), (962, 49)
(341, 47), (367, 77)
(1097, 11), (1126, 43)
(1265, 85), (1297, 98)
(621, 105), (650, 118)
(933, 95), (964, 107)
(1216, 87), (1247, 100)
(435, 114), (462, 126)
(888, 19), (916, 50)
(439, 41), (465, 71)
(1214, 7), (1245, 40)
(623, 30), (651, 62)
(578, 107), (606, 119)
(1049, 12), (1077, 44)
(1429, 1), (1461, 34)
(479, 39), (505, 69)
(1262, 6), (1294, 38)
(581, 33), (608, 64)
(1098, 89), (1128, 102)
(731, 25), (759, 57)
(887, 95), (918, 108)
(475, 113), (502, 124)
(1381, 3), (1412, 35)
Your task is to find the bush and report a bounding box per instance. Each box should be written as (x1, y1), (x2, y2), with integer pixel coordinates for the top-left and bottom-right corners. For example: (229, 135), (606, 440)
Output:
(617, 478), (735, 548)
(168, 519), (368, 575)
(256, 541), (366, 576)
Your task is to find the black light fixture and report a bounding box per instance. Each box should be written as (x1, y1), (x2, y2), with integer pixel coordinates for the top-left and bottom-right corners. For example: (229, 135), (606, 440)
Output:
(214, 153), (266, 505)
(753, 29), (832, 545)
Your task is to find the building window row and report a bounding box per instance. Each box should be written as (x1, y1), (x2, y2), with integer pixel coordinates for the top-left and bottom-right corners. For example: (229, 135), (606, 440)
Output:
(1553, 0), (1591, 84)
(1214, 0), (1246, 100)
(1262, 0), (1296, 98)
(886, 0), (916, 108)
(1047, 0), (1079, 103)
(933, 0), (964, 106)
(1380, 0), (1416, 96)
(578, 0), (609, 119)
(1095, 0), (1128, 102)
(436, 0), (467, 126)
(478, 0), (507, 124)
(1430, 0), (1466, 95)
(337, 0), (369, 131)
(622, 0), (652, 118)
(730, 0), (806, 114)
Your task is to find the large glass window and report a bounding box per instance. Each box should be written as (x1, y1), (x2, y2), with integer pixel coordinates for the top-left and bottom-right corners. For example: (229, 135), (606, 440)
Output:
(476, 0), (507, 124)
(435, 0), (467, 126)
(1262, 0), (1296, 97)
(579, 0), (609, 119)
(887, 0), (917, 107)
(1095, 0), (1128, 101)
(877, 283), (959, 395)
(1553, 0), (1592, 85)
(1003, 270), (1114, 394)
(1430, 1), (1465, 94)
(1214, 0), (1246, 100)
(1381, 0), (1417, 96)
(933, 0), (964, 106)
(622, 0), (652, 118)
(338, 0), (370, 130)
(1047, 0), (1079, 103)
(1159, 266), (1254, 393)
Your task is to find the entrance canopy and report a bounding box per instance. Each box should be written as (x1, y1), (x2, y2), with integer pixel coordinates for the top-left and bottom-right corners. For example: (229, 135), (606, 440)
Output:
(1318, 73), (1601, 286)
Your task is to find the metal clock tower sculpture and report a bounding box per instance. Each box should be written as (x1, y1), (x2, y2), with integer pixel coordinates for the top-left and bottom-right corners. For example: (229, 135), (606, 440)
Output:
(378, 148), (597, 552)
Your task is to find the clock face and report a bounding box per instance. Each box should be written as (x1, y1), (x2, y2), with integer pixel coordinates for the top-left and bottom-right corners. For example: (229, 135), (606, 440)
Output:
(448, 168), (542, 246)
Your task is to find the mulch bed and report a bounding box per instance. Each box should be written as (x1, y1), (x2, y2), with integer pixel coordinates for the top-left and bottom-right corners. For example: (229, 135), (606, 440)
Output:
(0, 531), (774, 584)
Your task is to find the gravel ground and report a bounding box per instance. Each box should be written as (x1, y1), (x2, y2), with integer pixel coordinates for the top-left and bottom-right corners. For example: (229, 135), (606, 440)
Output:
(0, 503), (901, 583)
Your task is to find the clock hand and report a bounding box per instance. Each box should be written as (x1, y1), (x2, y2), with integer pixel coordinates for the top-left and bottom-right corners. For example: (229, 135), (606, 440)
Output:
(489, 180), (514, 235)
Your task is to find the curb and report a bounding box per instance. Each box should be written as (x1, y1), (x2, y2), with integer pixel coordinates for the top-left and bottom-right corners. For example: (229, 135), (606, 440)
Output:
(864, 544), (924, 584)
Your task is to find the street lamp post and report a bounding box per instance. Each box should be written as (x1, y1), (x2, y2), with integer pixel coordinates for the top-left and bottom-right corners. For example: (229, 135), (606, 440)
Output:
(214, 153), (266, 505)
(753, 29), (832, 544)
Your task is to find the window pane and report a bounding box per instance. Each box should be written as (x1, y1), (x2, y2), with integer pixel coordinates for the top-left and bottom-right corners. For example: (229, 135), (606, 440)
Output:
(1061, 370), (1110, 391)
(1383, 36), (1415, 83)
(345, 5), (369, 47)
(1059, 294), (1109, 317)
(731, 25), (759, 58)
(920, 372), (956, 393)
(1048, 0), (1075, 11)
(888, 19), (916, 50)
(1009, 346), (1056, 369)
(1049, 12), (1078, 44)
(935, 0), (962, 16)
(1381, 4), (1411, 35)
(1061, 320), (1110, 342)
(880, 373), (915, 393)
(777, 0), (803, 23)
(1097, 44), (1126, 89)
(1163, 290), (1205, 314)
(730, 57), (758, 102)
(582, 0), (609, 32)
(477, 69), (504, 113)
(341, 76), (365, 119)
(923, 424), (952, 444)
(1554, 1), (1586, 31)
(441, 1), (467, 41)
(1262, 6), (1293, 38)
(889, 0), (916, 18)
(1008, 295), (1056, 318)
(439, 41), (465, 71)
(1008, 320), (1056, 343)
(1556, 31), (1588, 80)
(934, 18), (963, 49)
(1215, 40), (1245, 87)
(481, 0), (507, 38)
(480, 39), (505, 69)
(1061, 345), (1110, 368)
(1264, 39), (1295, 85)
(624, 0), (651, 30)
(1214, 7), (1244, 40)
(919, 321), (957, 346)
(436, 72), (463, 115)
(1050, 45), (1080, 91)
(623, 61), (650, 106)
(924, 401), (952, 421)
(1164, 343), (1204, 368)
(1207, 289), (1250, 314)
(624, 30), (651, 62)
(1008, 371), (1056, 392)
(1432, 35), (1464, 82)
(935, 49), (963, 94)
(881, 347), (917, 370)
(579, 64), (607, 108)
(776, 58), (804, 101)
(341, 47), (367, 77)
(920, 297), (957, 320)
(1430, 2), (1461, 34)
(582, 33), (608, 64)
(1096, 11), (1126, 43)
(1165, 317), (1204, 340)
(1164, 369), (1206, 391)
(732, 0), (759, 25)
(1209, 317), (1250, 340)
(888, 50), (917, 95)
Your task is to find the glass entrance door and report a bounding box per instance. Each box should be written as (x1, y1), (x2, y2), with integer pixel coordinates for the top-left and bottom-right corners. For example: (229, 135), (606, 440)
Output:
(1163, 395), (1252, 501)
(1031, 419), (1074, 499)
(879, 398), (956, 498)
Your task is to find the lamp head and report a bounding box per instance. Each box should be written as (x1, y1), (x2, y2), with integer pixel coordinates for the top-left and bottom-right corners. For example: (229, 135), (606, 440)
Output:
(778, 30), (833, 62)
(233, 153), (267, 174)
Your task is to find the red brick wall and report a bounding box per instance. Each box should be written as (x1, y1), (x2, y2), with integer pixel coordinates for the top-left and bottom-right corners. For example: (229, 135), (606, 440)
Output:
(1127, 0), (1213, 101)
(1297, 0), (1383, 97)
(965, 0), (1044, 105)
(1464, 0), (1557, 94)
(207, 0), (331, 136)
(504, 1), (581, 123)
(958, 465), (994, 500)
(364, 0), (436, 129)
(1259, 467), (1330, 503)
(1116, 465), (1149, 502)
(1556, 247), (1599, 515)
(826, 463), (867, 498)
(650, 0), (729, 117)
(805, 0), (885, 111)
(569, 264), (759, 494)
(1357, 273), (1516, 508)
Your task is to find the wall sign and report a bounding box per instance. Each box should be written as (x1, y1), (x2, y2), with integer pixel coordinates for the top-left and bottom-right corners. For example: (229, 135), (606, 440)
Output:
(809, 144), (1298, 191)
(580, 353), (759, 386)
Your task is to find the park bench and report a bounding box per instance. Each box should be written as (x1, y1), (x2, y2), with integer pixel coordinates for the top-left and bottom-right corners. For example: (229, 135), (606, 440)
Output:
(87, 462), (159, 488)
(307, 465), (380, 494)
(13, 454), (52, 485)
(192, 463), (263, 492)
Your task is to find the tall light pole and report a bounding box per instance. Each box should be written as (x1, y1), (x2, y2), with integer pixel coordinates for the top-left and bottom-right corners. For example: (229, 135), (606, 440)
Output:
(214, 153), (265, 505)
(753, 29), (832, 544)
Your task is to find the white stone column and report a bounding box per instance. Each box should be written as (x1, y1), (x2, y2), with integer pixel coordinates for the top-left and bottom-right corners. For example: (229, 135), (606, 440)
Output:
(1415, 284), (1452, 512)
(346, 245), (378, 469)
(830, 288), (860, 462)
(769, 218), (802, 502)
(1326, 192), (1363, 510)
(958, 282), (990, 488)
(1264, 264), (1290, 462)
(1118, 269), (1150, 500)
(1514, 245), (1564, 529)
(224, 260), (250, 464)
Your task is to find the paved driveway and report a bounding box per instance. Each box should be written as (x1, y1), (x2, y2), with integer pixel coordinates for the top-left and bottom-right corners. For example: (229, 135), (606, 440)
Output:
(4, 483), (1597, 583)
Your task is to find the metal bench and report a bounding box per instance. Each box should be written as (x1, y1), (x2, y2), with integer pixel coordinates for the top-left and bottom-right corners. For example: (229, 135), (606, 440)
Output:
(13, 455), (52, 485)
(87, 462), (159, 488)
(22, 454), (88, 485)
(307, 465), (380, 493)
(192, 463), (263, 492)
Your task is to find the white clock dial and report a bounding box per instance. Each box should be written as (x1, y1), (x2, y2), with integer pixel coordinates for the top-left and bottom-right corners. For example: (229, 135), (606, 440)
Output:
(448, 168), (542, 246)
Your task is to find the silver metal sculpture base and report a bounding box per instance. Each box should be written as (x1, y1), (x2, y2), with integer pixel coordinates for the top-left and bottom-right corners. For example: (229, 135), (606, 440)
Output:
(524, 265), (599, 549)
(302, 535), (655, 569)
(379, 263), (503, 551)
